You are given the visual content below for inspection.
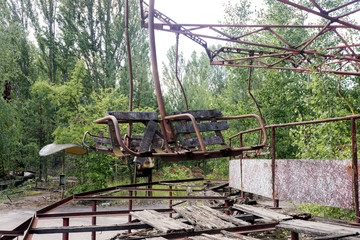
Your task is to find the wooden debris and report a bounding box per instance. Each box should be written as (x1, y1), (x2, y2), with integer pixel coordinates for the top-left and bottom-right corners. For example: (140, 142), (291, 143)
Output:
(198, 190), (225, 207)
(130, 210), (193, 233)
(176, 122), (229, 134)
(172, 110), (223, 120)
(201, 233), (236, 240)
(221, 230), (259, 240)
(233, 204), (292, 221)
(312, 233), (359, 240)
(145, 238), (168, 240)
(200, 206), (250, 226)
(277, 219), (360, 236)
(173, 206), (235, 230)
(181, 136), (225, 148)
(107, 111), (158, 121)
(188, 236), (212, 240)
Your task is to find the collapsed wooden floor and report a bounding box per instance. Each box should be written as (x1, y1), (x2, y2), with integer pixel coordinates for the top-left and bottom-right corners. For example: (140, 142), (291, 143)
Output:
(1, 178), (360, 240)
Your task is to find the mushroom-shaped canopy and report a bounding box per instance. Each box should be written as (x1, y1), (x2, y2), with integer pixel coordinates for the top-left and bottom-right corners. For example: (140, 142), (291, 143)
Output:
(39, 143), (87, 156)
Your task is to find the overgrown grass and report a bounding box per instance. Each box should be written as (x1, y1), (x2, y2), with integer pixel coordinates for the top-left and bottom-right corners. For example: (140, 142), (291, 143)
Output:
(296, 202), (355, 222)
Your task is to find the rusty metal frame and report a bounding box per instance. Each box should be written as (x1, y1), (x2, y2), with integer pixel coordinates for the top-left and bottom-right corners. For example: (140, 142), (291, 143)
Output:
(85, 112), (268, 161)
(0, 178), (279, 240)
(141, 0), (360, 76)
(230, 114), (360, 223)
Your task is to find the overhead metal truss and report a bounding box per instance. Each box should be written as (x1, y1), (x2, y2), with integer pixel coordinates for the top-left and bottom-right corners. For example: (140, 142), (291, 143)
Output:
(141, 0), (360, 76)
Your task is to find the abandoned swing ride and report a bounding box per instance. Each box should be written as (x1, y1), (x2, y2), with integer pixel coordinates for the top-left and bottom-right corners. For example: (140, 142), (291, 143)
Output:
(2, 0), (360, 239)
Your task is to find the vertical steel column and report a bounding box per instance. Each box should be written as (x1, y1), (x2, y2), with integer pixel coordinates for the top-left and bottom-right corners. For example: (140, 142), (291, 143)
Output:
(125, 0), (134, 146)
(271, 127), (280, 208)
(225, 200), (230, 215)
(291, 232), (299, 240)
(62, 218), (69, 240)
(169, 186), (173, 218)
(91, 200), (97, 240)
(128, 191), (133, 233)
(148, 0), (174, 145)
(351, 118), (360, 223)
(239, 134), (244, 199)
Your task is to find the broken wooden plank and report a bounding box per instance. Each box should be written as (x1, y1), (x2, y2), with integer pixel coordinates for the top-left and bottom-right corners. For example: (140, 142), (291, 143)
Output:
(176, 122), (229, 134)
(107, 111), (158, 121)
(130, 210), (193, 233)
(277, 219), (360, 236)
(221, 230), (259, 240)
(172, 110), (223, 120)
(93, 138), (111, 145)
(145, 238), (168, 240)
(233, 204), (292, 221)
(312, 233), (359, 240)
(173, 206), (235, 230)
(201, 233), (237, 240)
(188, 236), (213, 240)
(181, 136), (224, 148)
(200, 206), (250, 226)
(197, 190), (225, 207)
(138, 120), (157, 153)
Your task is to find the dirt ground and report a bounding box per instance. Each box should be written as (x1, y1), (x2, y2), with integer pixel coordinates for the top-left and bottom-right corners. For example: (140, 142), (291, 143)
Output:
(0, 190), (168, 240)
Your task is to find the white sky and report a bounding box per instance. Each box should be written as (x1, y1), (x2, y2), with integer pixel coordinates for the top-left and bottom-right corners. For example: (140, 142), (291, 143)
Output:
(151, 0), (360, 71)
(153, 0), (235, 68)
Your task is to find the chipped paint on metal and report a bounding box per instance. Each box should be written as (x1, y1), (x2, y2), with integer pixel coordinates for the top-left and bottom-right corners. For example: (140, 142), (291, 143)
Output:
(230, 159), (272, 198)
(230, 158), (355, 209)
(275, 159), (353, 209)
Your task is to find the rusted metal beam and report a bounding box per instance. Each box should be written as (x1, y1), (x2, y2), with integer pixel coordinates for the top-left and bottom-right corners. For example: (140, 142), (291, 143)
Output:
(37, 208), (174, 219)
(74, 196), (228, 201)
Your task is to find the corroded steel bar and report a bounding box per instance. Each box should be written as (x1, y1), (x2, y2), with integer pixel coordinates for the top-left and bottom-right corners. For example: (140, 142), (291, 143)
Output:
(211, 63), (360, 76)
(128, 191), (132, 233)
(62, 218), (69, 240)
(117, 187), (202, 192)
(300, 22), (332, 51)
(164, 113), (206, 151)
(169, 186), (173, 218)
(152, 23), (354, 28)
(23, 216), (37, 240)
(310, 0), (323, 12)
(271, 127), (280, 209)
(91, 201), (96, 240)
(291, 231), (299, 240)
(351, 118), (360, 223)
(275, 0), (360, 31)
(175, 34), (189, 111)
(326, 0), (359, 14)
(74, 196), (228, 201)
(37, 209), (174, 219)
(95, 115), (141, 156)
(338, 8), (360, 19)
(125, 0), (134, 145)
(148, 0), (175, 145)
(230, 115), (360, 140)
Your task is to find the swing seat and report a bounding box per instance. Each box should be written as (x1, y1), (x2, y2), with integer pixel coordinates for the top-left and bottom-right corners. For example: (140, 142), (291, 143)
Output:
(83, 109), (267, 161)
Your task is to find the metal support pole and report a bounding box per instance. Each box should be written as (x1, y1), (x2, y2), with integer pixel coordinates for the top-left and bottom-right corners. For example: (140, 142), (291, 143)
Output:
(62, 218), (69, 240)
(351, 118), (360, 224)
(248, 193), (253, 200)
(169, 186), (173, 218)
(291, 232), (299, 240)
(225, 200), (230, 215)
(91, 200), (97, 240)
(239, 134), (244, 199)
(271, 127), (280, 209)
(128, 191), (133, 233)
